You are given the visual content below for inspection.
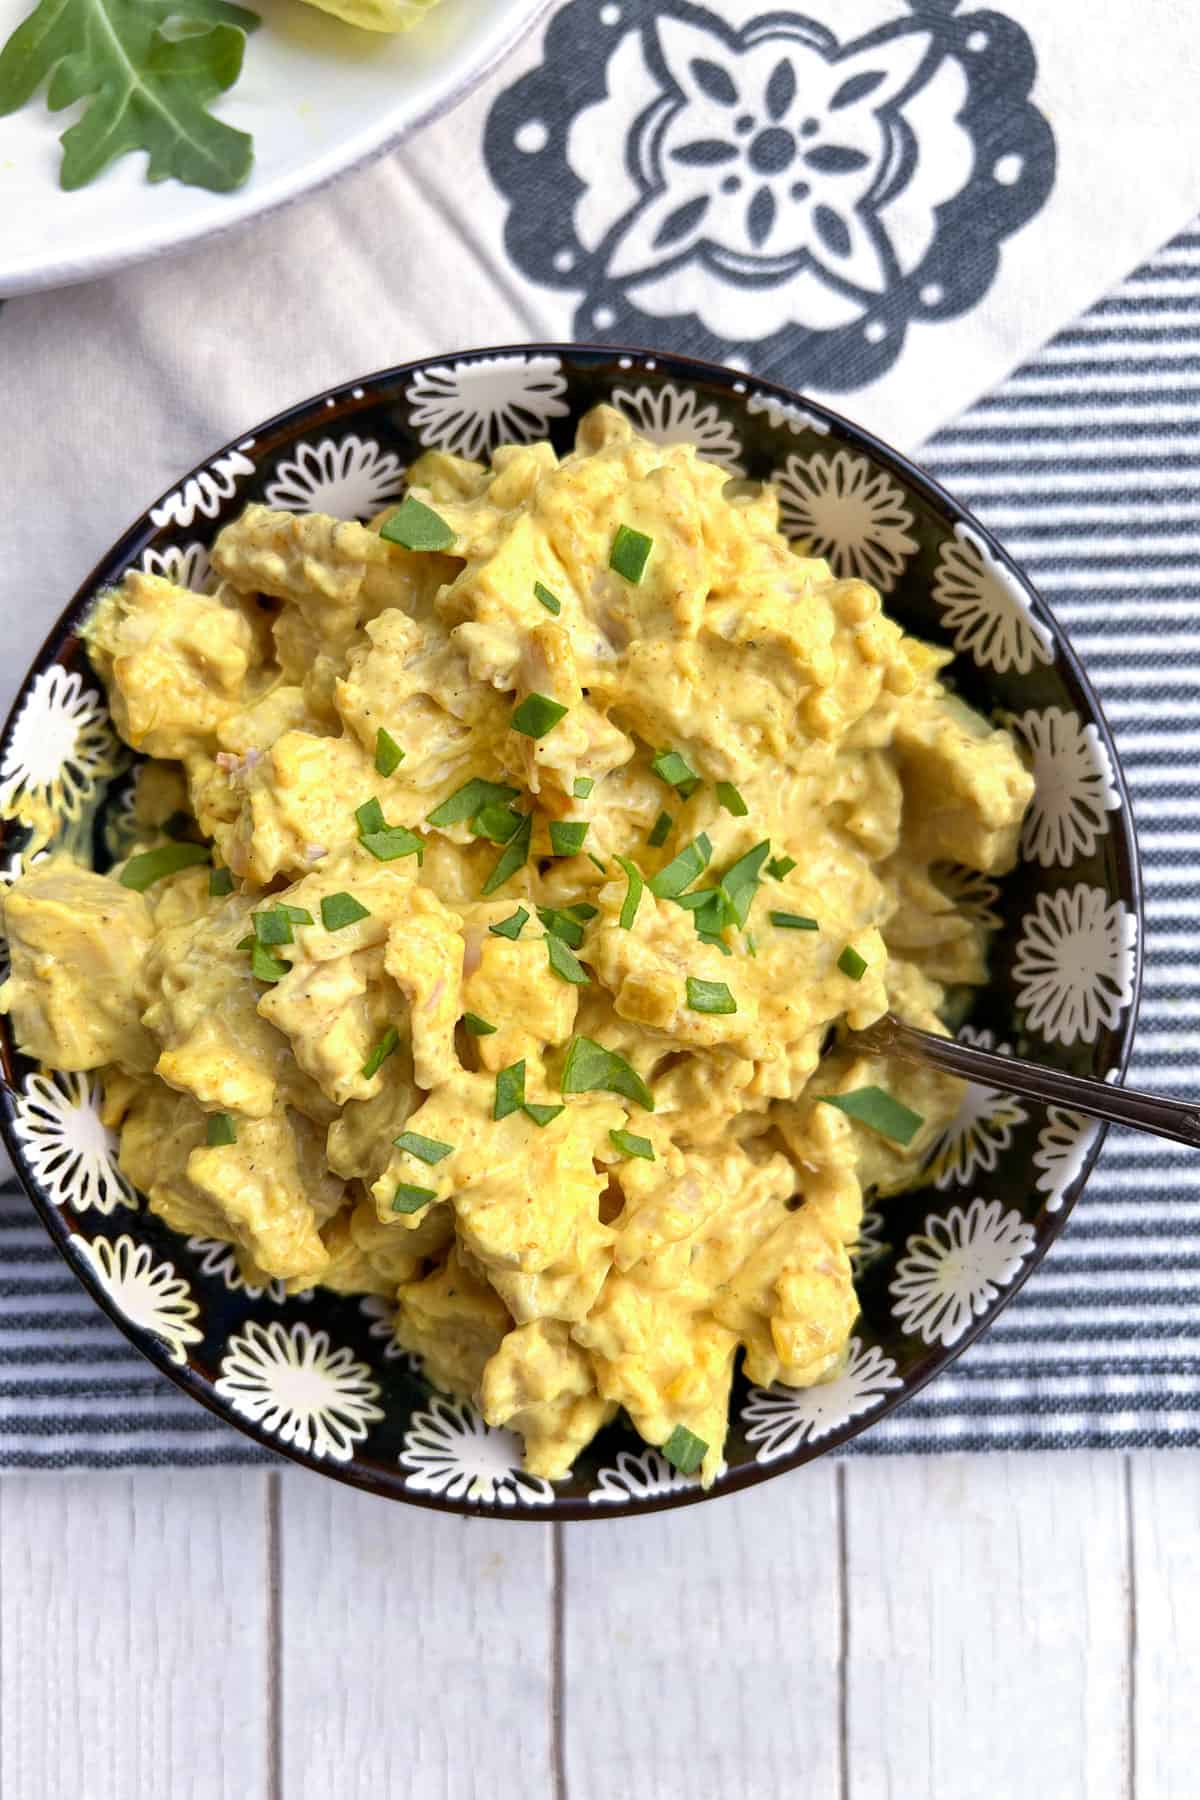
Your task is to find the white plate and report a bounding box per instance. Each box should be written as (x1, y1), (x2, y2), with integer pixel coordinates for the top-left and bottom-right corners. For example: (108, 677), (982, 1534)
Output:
(0, 0), (548, 297)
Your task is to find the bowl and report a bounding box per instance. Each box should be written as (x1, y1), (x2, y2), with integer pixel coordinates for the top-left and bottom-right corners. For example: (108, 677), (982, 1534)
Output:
(0, 346), (1142, 1516)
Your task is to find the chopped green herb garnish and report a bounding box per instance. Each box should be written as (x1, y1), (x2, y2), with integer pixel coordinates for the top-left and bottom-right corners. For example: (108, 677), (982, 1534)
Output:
(381, 496), (454, 553)
(568, 902), (599, 921)
(279, 904), (314, 925)
(494, 1060), (526, 1121)
(321, 892), (370, 931)
(511, 692), (568, 739)
(534, 581), (562, 615)
(490, 907), (529, 941)
(767, 855), (797, 881)
(661, 1424), (708, 1475)
(560, 1035), (654, 1111)
(393, 1130), (454, 1165)
(362, 1027), (400, 1080)
(253, 908), (294, 947)
(393, 1182), (437, 1214)
(119, 842), (210, 891)
(355, 796), (422, 863)
(686, 976), (737, 1015)
(428, 778), (520, 829)
(647, 810), (673, 848)
(838, 945), (868, 981)
(361, 827), (423, 864)
(206, 1113), (237, 1147)
(588, 853), (607, 874)
(745, 932), (757, 958)
(549, 820), (589, 857)
(616, 856), (644, 931)
(537, 907), (584, 950)
(462, 1012), (497, 1037)
(236, 934), (255, 951)
(573, 776), (594, 799)
(251, 943), (289, 983)
(609, 1128), (654, 1162)
(546, 933), (590, 985)
(820, 1086), (924, 1147)
(209, 867), (234, 897)
(375, 727), (405, 778)
(698, 930), (732, 956)
(610, 524), (653, 584)
(771, 912), (819, 931)
(356, 796), (386, 836)
(523, 1101), (565, 1128)
(473, 803), (523, 845)
(651, 748), (699, 795)
(675, 885), (723, 914)
(648, 833), (712, 900)
(715, 781), (748, 817)
(481, 812), (532, 896)
(716, 840), (770, 929)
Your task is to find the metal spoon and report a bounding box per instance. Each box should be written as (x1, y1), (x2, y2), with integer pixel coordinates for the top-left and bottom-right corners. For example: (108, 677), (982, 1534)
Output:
(847, 1012), (1199, 1151)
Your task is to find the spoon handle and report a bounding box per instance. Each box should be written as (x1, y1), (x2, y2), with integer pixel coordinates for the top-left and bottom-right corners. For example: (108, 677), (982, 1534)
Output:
(849, 1013), (1200, 1152)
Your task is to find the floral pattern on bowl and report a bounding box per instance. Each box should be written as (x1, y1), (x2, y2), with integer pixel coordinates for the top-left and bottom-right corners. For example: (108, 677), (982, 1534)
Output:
(0, 346), (1141, 1518)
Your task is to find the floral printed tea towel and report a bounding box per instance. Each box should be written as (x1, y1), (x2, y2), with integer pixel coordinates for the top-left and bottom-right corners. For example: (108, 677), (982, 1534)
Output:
(400, 0), (1200, 450)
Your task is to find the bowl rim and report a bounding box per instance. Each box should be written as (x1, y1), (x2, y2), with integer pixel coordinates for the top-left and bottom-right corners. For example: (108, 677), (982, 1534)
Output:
(0, 343), (1144, 1517)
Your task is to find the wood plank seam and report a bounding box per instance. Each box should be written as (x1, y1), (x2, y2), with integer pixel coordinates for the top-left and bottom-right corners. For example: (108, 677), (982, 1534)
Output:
(837, 1463), (850, 1800)
(268, 1471), (282, 1800)
(552, 1524), (566, 1800)
(1124, 1456), (1137, 1800)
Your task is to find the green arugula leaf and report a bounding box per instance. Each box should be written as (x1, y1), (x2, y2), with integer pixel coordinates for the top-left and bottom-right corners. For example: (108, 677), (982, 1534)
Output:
(0, 0), (262, 194)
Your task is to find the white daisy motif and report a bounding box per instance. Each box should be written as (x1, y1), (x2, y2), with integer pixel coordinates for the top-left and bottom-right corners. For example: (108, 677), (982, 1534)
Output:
(76, 1235), (202, 1366)
(588, 1446), (706, 1504)
(610, 383), (744, 470)
(747, 392), (830, 436)
(850, 1206), (890, 1275)
(929, 862), (1002, 933)
(0, 664), (121, 832)
(742, 1338), (902, 1459)
(928, 1026), (1029, 1191)
(139, 541), (213, 593)
(10, 1071), (136, 1214)
(772, 449), (917, 590)
(1013, 885), (1137, 1046)
(1006, 707), (1121, 869)
(263, 434), (406, 520)
(214, 1320), (383, 1462)
(406, 354), (569, 461)
(932, 522), (1054, 674)
(185, 1236), (310, 1305)
(150, 448), (256, 530)
(1033, 1106), (1102, 1213)
(889, 1197), (1036, 1348)
(398, 1394), (555, 1507)
(359, 1294), (417, 1365)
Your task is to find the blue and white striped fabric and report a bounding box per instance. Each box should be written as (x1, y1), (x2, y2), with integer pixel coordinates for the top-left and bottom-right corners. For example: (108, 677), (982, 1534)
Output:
(3, 221), (1200, 1467)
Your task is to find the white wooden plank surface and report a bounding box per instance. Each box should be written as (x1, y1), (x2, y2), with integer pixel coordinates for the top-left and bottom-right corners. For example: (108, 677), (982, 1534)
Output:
(842, 1452), (1131, 1800)
(560, 1465), (843, 1800)
(3, 1451), (1196, 1797)
(0, 1467), (270, 1800)
(276, 1467), (556, 1800)
(1131, 1453), (1200, 1799)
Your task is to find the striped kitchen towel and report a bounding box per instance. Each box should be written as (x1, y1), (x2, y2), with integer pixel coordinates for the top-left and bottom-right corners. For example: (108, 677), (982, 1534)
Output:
(1, 216), (1199, 1464)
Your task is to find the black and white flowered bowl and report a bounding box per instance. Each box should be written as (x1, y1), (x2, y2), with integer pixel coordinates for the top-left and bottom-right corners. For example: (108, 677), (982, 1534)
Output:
(0, 347), (1141, 1517)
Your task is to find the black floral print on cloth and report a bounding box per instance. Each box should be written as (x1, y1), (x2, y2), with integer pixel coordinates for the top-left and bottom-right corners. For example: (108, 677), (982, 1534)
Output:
(485, 0), (1055, 389)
